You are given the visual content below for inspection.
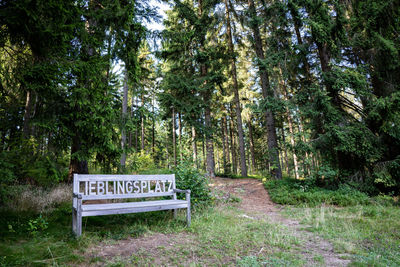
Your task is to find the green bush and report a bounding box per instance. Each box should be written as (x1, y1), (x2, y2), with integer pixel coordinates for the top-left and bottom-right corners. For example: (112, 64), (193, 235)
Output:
(174, 162), (212, 207)
(264, 178), (371, 206)
(0, 152), (17, 204)
(0, 152), (16, 185)
(126, 152), (155, 172)
(25, 155), (65, 186)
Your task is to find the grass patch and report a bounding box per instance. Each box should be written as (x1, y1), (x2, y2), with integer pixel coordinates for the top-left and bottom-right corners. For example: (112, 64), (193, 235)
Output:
(0, 202), (188, 266)
(0, 198), (306, 266)
(264, 178), (372, 206)
(283, 204), (400, 266)
(265, 177), (400, 266)
(85, 205), (305, 266)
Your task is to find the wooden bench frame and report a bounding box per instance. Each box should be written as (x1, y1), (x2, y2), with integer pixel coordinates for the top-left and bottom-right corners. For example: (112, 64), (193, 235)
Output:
(72, 174), (190, 237)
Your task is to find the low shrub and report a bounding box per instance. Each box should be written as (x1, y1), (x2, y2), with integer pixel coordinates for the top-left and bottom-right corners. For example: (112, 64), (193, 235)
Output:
(174, 162), (212, 207)
(264, 178), (371, 206)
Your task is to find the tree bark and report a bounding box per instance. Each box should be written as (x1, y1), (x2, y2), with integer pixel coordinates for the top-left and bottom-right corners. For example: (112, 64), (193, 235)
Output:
(281, 127), (290, 175)
(22, 90), (33, 138)
(248, 0), (282, 179)
(199, 0), (215, 178)
(68, 135), (89, 182)
(223, 115), (231, 172)
(152, 94), (155, 155)
(221, 118), (227, 173)
(120, 72), (128, 169)
(178, 112), (182, 162)
(141, 94), (145, 152)
(135, 96), (139, 151)
(202, 134), (206, 170)
(248, 117), (257, 172)
(172, 107), (177, 167)
(279, 67), (299, 179)
(225, 0), (247, 177)
(129, 94), (134, 148)
(204, 97), (215, 178)
(192, 126), (198, 167)
(229, 106), (237, 174)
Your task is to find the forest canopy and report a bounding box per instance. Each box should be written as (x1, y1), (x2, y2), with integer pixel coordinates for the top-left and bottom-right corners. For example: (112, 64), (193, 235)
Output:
(0, 0), (399, 196)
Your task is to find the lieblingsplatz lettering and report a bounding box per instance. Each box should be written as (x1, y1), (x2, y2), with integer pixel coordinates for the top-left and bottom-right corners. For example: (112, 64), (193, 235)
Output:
(81, 180), (174, 195)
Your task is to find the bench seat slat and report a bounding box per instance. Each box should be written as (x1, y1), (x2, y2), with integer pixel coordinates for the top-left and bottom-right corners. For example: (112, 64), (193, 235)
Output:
(82, 202), (188, 217)
(81, 200), (187, 211)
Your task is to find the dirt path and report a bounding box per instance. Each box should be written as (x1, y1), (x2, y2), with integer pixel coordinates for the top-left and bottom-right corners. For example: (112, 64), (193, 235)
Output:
(211, 177), (350, 267)
(84, 177), (350, 266)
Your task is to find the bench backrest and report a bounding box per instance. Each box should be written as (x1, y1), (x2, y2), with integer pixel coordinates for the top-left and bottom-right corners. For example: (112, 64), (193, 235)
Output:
(73, 174), (176, 201)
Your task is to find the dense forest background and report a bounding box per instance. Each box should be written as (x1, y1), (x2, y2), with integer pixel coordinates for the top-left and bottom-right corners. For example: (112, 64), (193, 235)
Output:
(1, 0), (399, 197)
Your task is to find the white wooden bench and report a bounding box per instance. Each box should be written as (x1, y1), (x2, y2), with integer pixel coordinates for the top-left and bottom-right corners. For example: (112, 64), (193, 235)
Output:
(72, 174), (190, 237)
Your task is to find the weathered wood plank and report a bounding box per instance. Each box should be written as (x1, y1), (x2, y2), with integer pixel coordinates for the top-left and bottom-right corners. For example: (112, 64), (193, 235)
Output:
(81, 200), (187, 211)
(82, 204), (188, 217)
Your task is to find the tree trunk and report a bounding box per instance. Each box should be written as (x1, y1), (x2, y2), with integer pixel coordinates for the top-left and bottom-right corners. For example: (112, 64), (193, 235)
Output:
(223, 115), (231, 173)
(281, 127), (290, 175)
(248, 118), (257, 173)
(279, 67), (299, 179)
(152, 94), (155, 155)
(141, 94), (145, 152)
(229, 107), (237, 174)
(221, 118), (227, 173)
(248, 0), (282, 179)
(135, 96), (139, 152)
(68, 135), (88, 182)
(192, 126), (198, 167)
(204, 101), (215, 178)
(22, 90), (33, 138)
(172, 107), (177, 167)
(199, 0), (215, 178)
(202, 134), (206, 170)
(225, 0), (247, 177)
(120, 72), (128, 169)
(178, 112), (182, 162)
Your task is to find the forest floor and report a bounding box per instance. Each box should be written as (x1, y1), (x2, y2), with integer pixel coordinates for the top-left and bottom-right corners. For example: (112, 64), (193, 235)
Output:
(83, 177), (350, 266)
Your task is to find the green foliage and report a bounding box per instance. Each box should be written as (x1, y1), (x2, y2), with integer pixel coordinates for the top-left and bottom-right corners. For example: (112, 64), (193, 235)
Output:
(26, 214), (48, 236)
(174, 162), (212, 207)
(126, 152), (155, 173)
(25, 155), (67, 186)
(264, 178), (370, 206)
(0, 152), (16, 185)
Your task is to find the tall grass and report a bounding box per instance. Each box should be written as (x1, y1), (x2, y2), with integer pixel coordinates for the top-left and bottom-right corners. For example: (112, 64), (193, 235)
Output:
(265, 177), (400, 266)
(3, 184), (71, 213)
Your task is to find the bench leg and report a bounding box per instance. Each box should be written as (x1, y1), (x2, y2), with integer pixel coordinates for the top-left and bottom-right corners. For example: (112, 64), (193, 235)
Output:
(73, 207), (82, 237)
(76, 211), (82, 237)
(186, 191), (191, 227)
(186, 206), (191, 227)
(173, 209), (177, 218)
(72, 208), (77, 234)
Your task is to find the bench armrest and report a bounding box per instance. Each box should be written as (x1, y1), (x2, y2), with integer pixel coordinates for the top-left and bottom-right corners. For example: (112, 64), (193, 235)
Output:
(73, 193), (83, 199)
(173, 189), (191, 194)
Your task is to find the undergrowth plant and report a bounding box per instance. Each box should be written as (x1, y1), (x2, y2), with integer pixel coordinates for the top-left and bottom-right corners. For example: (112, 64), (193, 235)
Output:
(174, 162), (212, 207)
(264, 178), (373, 207)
